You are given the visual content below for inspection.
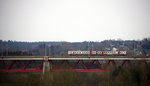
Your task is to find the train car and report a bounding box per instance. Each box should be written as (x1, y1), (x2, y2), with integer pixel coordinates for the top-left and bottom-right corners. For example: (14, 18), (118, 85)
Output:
(68, 51), (90, 56)
(104, 51), (118, 55)
(68, 51), (97, 56)
(97, 51), (104, 55)
(68, 50), (127, 56)
(119, 51), (127, 56)
(98, 51), (127, 56)
(97, 51), (117, 56)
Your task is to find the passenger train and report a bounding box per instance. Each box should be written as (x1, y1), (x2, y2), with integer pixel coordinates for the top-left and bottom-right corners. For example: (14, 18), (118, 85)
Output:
(68, 51), (127, 56)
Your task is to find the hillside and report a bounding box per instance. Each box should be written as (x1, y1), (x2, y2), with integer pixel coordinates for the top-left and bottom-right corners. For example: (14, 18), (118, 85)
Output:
(0, 38), (150, 56)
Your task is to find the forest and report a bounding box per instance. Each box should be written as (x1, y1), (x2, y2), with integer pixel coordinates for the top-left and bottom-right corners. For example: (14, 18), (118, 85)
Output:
(0, 38), (150, 56)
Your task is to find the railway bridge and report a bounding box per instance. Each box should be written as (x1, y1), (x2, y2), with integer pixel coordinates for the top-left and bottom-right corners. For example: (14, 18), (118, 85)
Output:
(0, 56), (150, 73)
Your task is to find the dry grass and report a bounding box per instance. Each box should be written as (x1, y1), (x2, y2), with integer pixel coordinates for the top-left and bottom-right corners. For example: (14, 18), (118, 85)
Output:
(0, 61), (150, 86)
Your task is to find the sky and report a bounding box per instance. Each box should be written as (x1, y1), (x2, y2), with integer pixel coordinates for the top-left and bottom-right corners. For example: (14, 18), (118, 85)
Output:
(0, 0), (150, 42)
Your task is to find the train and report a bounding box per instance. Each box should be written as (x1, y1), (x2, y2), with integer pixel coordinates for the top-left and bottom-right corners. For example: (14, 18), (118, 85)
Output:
(68, 50), (127, 56)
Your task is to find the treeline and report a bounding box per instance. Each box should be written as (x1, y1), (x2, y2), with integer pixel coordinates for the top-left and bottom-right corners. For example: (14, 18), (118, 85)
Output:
(0, 51), (32, 56)
(0, 38), (150, 56)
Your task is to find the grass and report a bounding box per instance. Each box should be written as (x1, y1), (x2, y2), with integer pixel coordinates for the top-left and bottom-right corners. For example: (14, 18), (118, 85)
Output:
(0, 61), (150, 86)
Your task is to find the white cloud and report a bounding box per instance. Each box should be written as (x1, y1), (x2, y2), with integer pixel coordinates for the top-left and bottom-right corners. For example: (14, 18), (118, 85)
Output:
(0, 0), (150, 42)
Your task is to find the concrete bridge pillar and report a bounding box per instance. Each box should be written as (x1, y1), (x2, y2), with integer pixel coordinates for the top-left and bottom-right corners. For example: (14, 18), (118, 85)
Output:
(43, 56), (50, 74)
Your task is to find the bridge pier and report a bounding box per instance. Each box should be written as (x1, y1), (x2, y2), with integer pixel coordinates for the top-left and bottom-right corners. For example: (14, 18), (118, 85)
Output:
(43, 56), (50, 74)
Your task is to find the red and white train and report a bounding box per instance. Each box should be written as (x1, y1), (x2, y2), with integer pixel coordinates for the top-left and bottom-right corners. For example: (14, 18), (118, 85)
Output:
(68, 51), (127, 56)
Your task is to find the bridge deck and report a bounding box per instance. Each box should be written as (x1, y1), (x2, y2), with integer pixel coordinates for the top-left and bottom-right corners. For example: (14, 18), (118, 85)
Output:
(0, 56), (150, 60)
